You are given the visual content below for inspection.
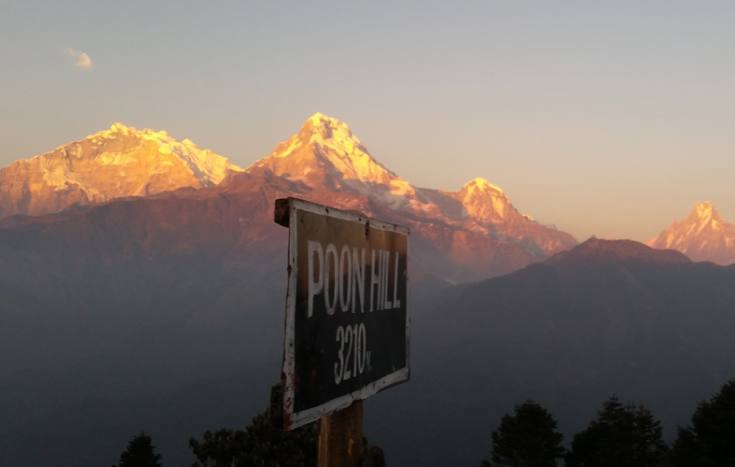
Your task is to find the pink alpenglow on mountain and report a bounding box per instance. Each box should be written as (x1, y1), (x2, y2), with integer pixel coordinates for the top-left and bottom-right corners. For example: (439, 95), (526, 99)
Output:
(0, 112), (577, 280)
(254, 112), (398, 187)
(249, 113), (577, 277)
(0, 123), (241, 219)
(648, 202), (735, 265)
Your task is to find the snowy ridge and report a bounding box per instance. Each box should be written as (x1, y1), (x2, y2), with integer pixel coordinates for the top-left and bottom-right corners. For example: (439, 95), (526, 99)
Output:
(94, 123), (242, 184)
(0, 123), (242, 219)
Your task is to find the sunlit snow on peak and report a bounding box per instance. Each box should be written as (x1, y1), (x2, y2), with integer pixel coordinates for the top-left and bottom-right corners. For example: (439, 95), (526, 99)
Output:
(649, 201), (735, 265)
(255, 112), (398, 186)
(462, 177), (504, 194)
(693, 201), (718, 222)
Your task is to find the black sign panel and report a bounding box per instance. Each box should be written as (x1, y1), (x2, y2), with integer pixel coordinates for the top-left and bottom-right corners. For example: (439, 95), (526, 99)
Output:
(275, 198), (409, 429)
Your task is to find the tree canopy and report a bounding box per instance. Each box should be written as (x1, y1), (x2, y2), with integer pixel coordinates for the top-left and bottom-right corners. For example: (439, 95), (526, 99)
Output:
(189, 410), (316, 467)
(670, 379), (735, 466)
(566, 396), (667, 467)
(114, 431), (162, 467)
(481, 400), (565, 467)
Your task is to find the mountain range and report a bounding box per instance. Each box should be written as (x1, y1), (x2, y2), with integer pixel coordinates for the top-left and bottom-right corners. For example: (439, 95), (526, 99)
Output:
(3, 113), (734, 270)
(0, 113), (578, 281)
(2, 114), (735, 466)
(0, 113), (735, 272)
(0, 113), (581, 465)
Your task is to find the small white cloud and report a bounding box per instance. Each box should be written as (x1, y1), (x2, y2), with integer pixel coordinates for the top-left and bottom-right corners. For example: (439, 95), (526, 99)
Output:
(63, 48), (93, 70)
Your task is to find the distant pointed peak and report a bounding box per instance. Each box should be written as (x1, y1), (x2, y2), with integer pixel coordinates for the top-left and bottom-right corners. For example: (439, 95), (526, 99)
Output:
(462, 177), (504, 194)
(456, 177), (513, 222)
(306, 112), (348, 127)
(303, 112), (347, 129)
(649, 201), (735, 264)
(254, 113), (397, 185)
(300, 112), (355, 141)
(691, 201), (721, 222)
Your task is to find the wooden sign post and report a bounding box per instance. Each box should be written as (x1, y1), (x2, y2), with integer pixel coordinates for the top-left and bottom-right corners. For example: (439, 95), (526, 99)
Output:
(274, 198), (409, 466)
(317, 400), (363, 467)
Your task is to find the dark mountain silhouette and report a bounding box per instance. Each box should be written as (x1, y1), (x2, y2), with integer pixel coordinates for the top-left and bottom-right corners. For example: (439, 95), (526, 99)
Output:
(366, 239), (735, 467)
(549, 237), (690, 265)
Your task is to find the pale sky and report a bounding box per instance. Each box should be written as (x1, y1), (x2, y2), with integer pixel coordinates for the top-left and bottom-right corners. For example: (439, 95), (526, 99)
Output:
(1, 1), (734, 241)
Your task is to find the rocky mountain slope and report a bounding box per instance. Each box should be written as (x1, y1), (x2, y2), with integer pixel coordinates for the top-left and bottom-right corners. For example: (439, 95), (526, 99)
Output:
(649, 202), (735, 265)
(0, 123), (241, 219)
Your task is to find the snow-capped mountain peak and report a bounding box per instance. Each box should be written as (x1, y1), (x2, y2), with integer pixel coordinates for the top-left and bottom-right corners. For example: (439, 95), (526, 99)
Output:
(248, 114), (575, 253)
(253, 112), (398, 186)
(462, 177), (504, 194)
(87, 123), (241, 184)
(0, 123), (241, 219)
(302, 112), (354, 142)
(691, 201), (721, 227)
(649, 201), (735, 265)
(456, 176), (514, 223)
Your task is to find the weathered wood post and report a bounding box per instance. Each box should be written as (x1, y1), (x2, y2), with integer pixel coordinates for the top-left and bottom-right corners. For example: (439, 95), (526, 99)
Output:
(317, 401), (363, 467)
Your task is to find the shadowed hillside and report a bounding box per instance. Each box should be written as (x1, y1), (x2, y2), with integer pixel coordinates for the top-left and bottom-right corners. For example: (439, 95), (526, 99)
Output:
(367, 239), (735, 467)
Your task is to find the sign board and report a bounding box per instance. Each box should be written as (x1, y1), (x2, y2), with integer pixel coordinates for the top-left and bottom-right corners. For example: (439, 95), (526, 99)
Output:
(274, 198), (409, 430)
